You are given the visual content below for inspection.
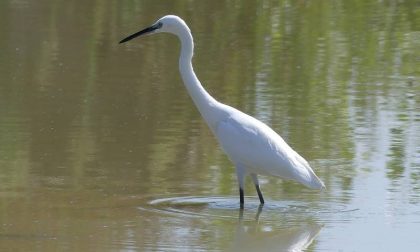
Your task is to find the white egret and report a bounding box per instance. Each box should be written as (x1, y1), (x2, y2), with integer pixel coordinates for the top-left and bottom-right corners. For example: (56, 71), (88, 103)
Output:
(120, 15), (325, 207)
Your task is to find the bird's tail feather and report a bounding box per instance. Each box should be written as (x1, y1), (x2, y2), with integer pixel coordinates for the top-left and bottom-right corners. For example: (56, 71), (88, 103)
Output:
(293, 154), (325, 190)
(303, 172), (325, 190)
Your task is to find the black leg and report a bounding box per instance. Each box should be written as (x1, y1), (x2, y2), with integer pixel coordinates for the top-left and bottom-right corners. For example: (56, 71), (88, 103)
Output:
(255, 184), (264, 205)
(250, 173), (265, 205)
(236, 165), (245, 209)
(239, 187), (244, 208)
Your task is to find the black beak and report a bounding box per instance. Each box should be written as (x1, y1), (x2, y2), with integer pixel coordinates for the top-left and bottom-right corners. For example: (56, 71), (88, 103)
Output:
(119, 22), (162, 44)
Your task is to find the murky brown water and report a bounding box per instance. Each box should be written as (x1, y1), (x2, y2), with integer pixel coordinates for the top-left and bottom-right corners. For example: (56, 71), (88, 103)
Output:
(1, 0), (419, 251)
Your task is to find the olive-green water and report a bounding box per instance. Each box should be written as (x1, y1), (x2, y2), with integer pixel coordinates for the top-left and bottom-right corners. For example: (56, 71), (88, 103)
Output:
(1, 1), (419, 251)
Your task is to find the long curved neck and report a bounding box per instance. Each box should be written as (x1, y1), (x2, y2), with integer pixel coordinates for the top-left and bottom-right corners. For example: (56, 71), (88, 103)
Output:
(177, 29), (221, 126)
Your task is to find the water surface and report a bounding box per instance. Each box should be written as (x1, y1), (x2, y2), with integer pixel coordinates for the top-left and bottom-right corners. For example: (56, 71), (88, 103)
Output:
(0, 0), (419, 251)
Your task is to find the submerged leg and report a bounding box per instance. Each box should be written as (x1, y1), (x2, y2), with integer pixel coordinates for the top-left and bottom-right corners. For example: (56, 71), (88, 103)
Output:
(236, 165), (246, 208)
(238, 206), (244, 220)
(255, 204), (264, 221)
(251, 173), (264, 205)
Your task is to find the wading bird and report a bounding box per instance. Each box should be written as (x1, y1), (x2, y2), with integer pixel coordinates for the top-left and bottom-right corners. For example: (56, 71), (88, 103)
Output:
(120, 15), (325, 208)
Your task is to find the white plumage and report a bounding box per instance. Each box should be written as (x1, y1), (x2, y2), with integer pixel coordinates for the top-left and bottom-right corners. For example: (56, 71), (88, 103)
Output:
(120, 15), (325, 207)
(215, 108), (324, 189)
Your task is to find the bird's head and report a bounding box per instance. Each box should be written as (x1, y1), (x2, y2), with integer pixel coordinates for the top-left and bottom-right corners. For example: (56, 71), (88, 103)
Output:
(119, 15), (189, 44)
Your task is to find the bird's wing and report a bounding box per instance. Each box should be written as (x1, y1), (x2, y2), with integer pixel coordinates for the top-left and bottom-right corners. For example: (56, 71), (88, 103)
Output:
(214, 111), (298, 179)
(214, 109), (324, 189)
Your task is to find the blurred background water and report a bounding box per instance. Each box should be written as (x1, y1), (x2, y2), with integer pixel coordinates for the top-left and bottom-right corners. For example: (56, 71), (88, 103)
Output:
(0, 0), (419, 251)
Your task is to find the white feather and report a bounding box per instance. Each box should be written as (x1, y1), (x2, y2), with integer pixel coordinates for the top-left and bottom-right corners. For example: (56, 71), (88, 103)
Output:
(214, 105), (325, 189)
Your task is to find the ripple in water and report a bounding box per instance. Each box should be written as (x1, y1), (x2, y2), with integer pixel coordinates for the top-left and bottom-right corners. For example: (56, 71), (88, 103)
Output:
(138, 195), (358, 222)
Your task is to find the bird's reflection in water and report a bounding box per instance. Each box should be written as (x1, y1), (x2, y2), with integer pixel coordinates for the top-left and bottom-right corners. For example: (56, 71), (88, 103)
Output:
(238, 205), (264, 221)
(233, 206), (322, 252)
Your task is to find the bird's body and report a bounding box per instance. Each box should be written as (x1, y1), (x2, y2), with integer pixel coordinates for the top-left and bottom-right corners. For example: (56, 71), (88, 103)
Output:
(120, 15), (325, 207)
(214, 107), (324, 189)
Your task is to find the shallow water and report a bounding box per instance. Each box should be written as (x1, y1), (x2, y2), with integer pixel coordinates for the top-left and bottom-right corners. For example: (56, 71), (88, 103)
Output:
(0, 0), (419, 251)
